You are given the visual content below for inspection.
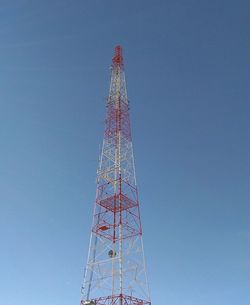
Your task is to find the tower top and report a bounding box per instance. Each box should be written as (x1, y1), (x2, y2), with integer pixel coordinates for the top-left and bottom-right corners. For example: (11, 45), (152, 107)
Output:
(112, 45), (123, 68)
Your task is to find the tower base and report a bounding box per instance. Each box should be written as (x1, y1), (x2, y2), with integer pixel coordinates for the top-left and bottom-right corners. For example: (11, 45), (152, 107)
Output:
(81, 294), (151, 305)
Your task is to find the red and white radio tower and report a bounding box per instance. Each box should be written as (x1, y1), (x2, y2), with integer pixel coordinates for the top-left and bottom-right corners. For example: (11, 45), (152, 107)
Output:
(80, 46), (151, 305)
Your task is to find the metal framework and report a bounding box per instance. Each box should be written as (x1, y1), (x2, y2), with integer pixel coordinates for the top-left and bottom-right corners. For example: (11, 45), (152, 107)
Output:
(80, 46), (151, 305)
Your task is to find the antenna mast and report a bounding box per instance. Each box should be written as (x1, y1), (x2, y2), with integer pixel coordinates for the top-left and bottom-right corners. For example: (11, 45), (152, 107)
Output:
(80, 46), (151, 305)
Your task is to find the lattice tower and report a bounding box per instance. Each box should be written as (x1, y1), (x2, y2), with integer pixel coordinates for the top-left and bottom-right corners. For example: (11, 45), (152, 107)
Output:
(80, 46), (151, 305)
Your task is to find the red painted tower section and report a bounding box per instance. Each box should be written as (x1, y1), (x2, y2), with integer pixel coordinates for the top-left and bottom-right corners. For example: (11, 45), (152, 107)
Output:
(80, 46), (151, 305)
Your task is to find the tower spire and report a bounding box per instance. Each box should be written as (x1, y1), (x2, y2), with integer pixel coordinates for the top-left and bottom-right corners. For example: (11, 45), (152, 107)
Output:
(80, 46), (151, 305)
(112, 45), (124, 68)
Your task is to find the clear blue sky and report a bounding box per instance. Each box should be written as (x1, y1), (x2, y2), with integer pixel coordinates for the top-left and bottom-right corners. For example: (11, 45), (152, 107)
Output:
(0, 1), (249, 305)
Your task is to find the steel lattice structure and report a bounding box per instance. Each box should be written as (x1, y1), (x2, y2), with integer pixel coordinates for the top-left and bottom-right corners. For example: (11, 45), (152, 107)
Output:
(80, 46), (151, 305)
